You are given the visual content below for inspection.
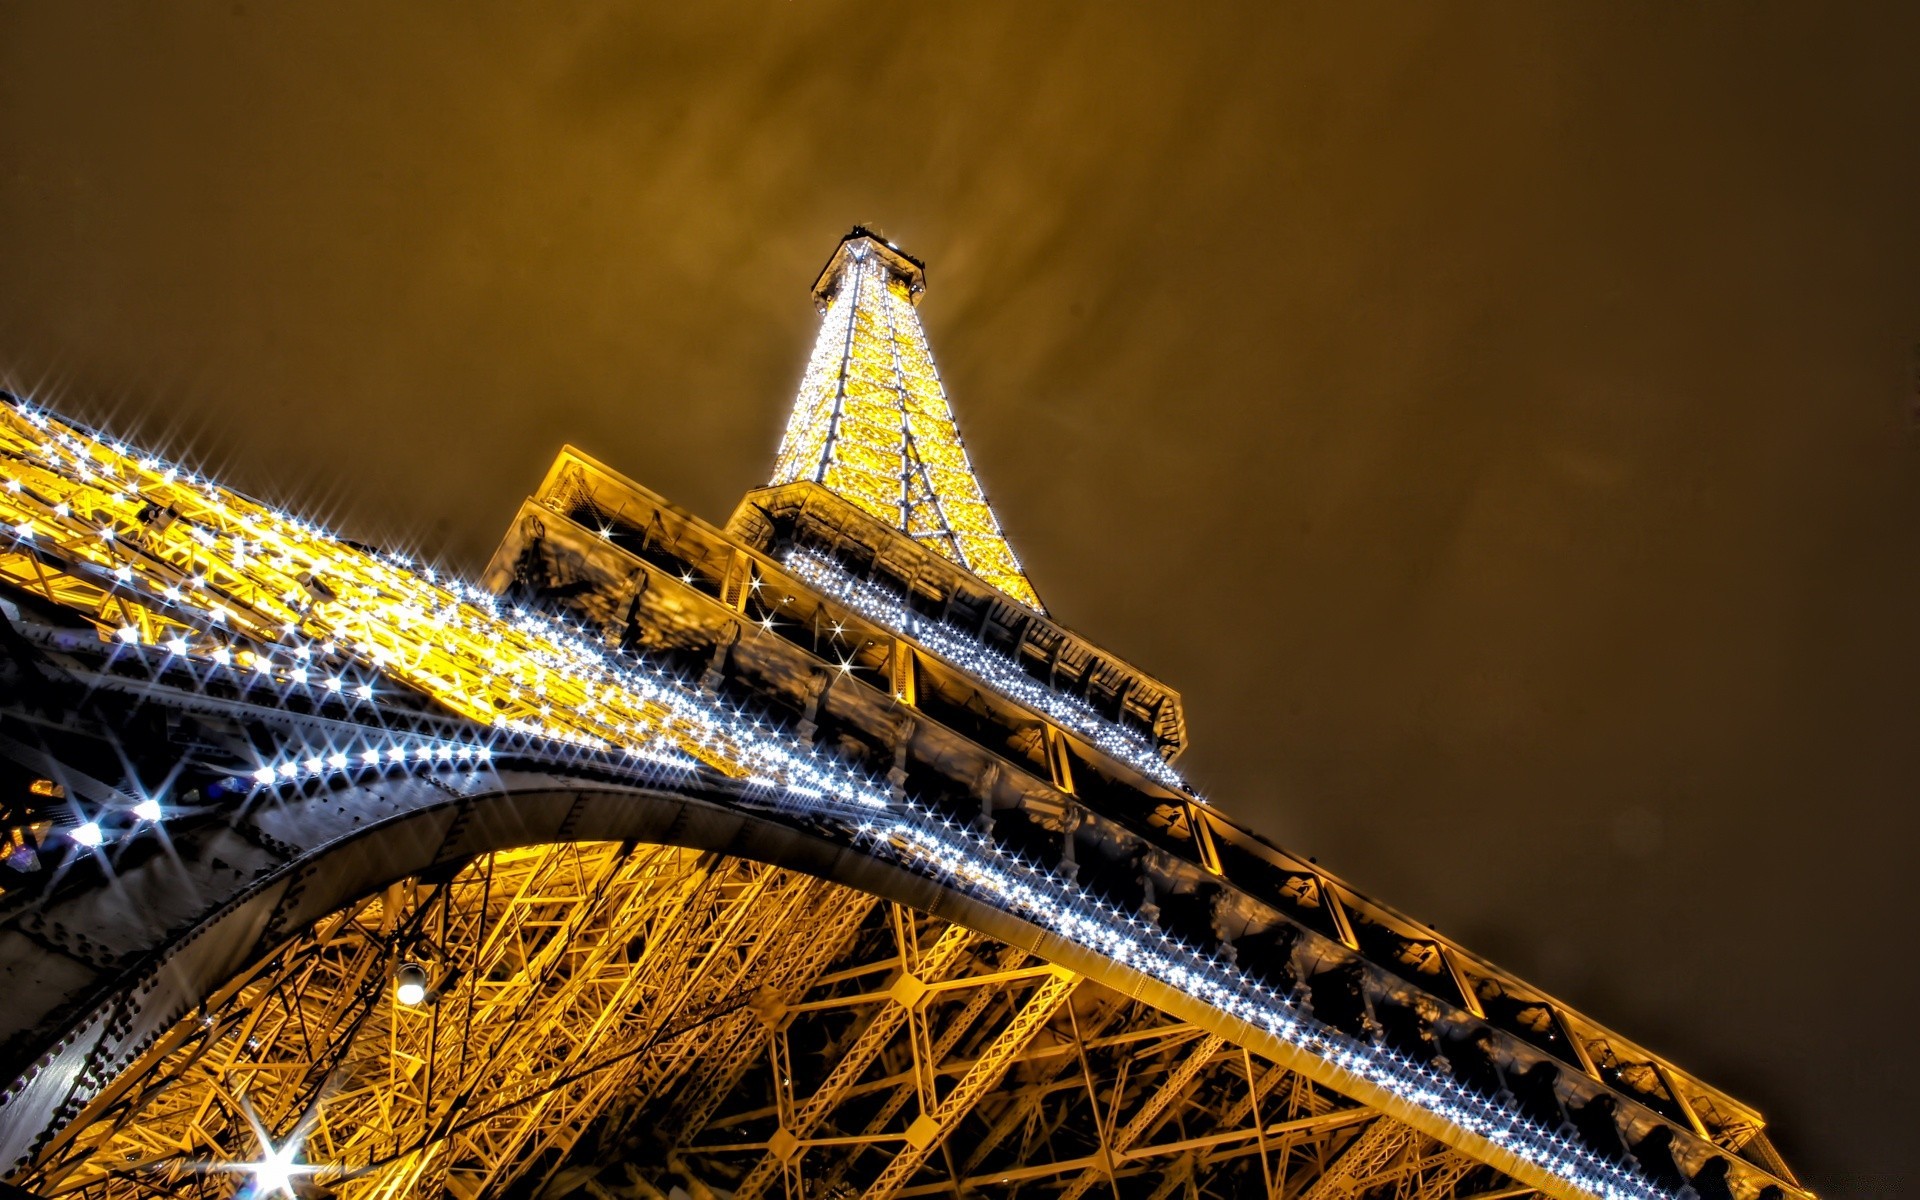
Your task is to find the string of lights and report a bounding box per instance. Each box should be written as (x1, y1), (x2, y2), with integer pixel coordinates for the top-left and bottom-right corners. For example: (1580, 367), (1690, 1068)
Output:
(781, 546), (1188, 791)
(0, 394), (1670, 1200)
(862, 815), (1665, 1200)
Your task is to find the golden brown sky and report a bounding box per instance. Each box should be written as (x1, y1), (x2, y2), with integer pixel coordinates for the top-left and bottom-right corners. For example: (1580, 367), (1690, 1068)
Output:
(3, 5), (1916, 1193)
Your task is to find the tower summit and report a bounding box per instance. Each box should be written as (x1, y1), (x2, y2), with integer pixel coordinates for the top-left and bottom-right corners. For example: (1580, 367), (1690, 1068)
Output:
(769, 228), (1044, 611)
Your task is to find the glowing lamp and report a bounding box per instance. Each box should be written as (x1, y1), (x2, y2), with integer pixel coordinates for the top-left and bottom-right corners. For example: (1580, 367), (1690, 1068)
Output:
(243, 1139), (306, 1198)
(394, 963), (429, 1006)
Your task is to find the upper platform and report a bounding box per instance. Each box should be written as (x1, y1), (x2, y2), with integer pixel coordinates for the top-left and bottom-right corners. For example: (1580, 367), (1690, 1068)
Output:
(811, 226), (926, 309)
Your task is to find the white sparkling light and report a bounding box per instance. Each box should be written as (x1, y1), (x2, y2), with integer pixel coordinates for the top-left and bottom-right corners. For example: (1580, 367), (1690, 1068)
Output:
(784, 548), (1186, 790)
(242, 1138), (308, 1199)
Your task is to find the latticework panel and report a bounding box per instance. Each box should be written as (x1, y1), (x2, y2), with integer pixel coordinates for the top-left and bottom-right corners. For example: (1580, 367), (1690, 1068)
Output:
(15, 843), (1513, 1200)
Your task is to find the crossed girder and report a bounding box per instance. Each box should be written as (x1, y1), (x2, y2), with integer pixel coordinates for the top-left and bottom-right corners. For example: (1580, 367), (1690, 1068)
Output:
(14, 840), (1520, 1200)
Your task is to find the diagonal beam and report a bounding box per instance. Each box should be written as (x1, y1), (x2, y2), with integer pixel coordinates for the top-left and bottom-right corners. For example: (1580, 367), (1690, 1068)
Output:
(1297, 1117), (1424, 1200)
(1055, 1032), (1227, 1200)
(728, 922), (979, 1200)
(1402, 1151), (1483, 1200)
(1140, 1106), (1375, 1164)
(814, 944), (1031, 1196)
(955, 993), (1136, 1177)
(519, 870), (859, 1196)
(890, 1110), (1376, 1199)
(652, 885), (880, 1149)
(860, 968), (1081, 1200)
(1144, 1058), (1318, 1200)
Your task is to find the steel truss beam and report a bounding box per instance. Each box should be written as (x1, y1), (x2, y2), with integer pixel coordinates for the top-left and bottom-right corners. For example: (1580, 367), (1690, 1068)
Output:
(1289, 1115), (1490, 1200)
(861, 966), (1081, 1200)
(1055, 1032), (1226, 1200)
(590, 903), (1483, 1200)
(17, 844), (830, 1200)
(20, 830), (1524, 1200)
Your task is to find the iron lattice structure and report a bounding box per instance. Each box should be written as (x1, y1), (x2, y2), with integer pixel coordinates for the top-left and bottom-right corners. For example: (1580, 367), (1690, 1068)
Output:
(768, 231), (1043, 611)
(0, 230), (1807, 1200)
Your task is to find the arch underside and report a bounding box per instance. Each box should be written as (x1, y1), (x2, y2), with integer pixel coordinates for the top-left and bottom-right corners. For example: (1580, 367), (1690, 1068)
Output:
(16, 839), (1524, 1200)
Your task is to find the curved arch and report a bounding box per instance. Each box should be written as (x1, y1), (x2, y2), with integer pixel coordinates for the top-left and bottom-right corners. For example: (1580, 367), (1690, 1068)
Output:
(5, 768), (1589, 1200)
(2, 769), (937, 1175)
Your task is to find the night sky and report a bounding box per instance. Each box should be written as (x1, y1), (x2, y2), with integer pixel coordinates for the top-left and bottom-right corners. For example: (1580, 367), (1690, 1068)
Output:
(3, 6), (1915, 1195)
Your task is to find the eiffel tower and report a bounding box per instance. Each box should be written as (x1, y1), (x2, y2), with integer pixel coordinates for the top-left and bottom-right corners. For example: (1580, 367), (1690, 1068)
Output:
(0, 229), (1807, 1200)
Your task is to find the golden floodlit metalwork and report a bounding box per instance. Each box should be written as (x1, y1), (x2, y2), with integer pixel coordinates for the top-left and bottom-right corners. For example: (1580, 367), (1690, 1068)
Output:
(0, 230), (1808, 1200)
(771, 232), (1043, 611)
